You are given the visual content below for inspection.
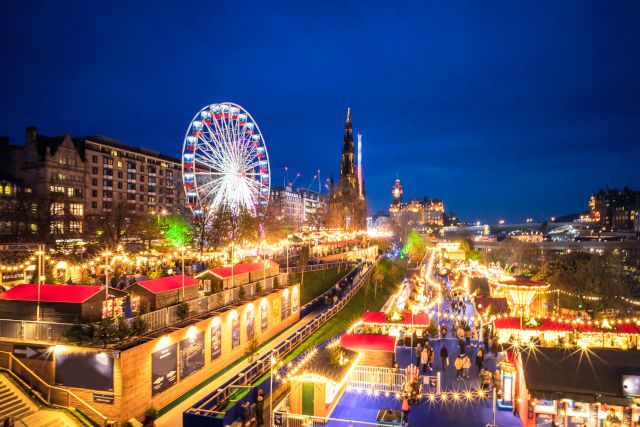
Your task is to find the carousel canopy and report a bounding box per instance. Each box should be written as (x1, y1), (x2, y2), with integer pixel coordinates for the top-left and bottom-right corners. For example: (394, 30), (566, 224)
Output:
(494, 317), (573, 332)
(340, 334), (396, 353)
(362, 311), (431, 327)
(521, 347), (640, 406)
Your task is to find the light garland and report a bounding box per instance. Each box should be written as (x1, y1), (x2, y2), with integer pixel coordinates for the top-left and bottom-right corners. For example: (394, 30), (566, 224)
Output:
(347, 386), (488, 401)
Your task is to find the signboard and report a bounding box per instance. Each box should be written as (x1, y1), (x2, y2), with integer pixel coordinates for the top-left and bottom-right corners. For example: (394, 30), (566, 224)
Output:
(55, 351), (114, 391)
(152, 343), (177, 396)
(13, 344), (52, 361)
(180, 331), (205, 380)
(93, 392), (114, 404)
(272, 298), (281, 325)
(292, 287), (299, 313)
(231, 314), (241, 349)
(211, 318), (222, 361)
(1, 271), (24, 283)
(247, 308), (255, 342)
(260, 300), (268, 332)
(281, 290), (291, 320)
(274, 412), (283, 427)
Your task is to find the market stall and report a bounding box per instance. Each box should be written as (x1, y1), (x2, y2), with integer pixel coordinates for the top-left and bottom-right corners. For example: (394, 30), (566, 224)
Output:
(575, 320), (640, 350)
(339, 333), (397, 367)
(493, 316), (574, 346)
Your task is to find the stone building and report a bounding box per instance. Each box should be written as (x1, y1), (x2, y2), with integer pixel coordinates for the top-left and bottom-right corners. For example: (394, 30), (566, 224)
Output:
(389, 177), (444, 230)
(326, 108), (367, 231)
(0, 127), (183, 242)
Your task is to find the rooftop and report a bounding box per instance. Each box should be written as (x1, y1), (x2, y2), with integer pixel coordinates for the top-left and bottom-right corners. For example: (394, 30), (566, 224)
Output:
(0, 284), (104, 303)
(133, 274), (197, 294)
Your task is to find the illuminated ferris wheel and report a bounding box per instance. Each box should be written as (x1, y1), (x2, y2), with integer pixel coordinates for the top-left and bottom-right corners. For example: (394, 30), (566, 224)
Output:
(181, 103), (271, 220)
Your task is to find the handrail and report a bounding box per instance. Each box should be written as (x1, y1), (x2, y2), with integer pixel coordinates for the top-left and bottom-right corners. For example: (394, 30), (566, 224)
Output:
(0, 351), (109, 426)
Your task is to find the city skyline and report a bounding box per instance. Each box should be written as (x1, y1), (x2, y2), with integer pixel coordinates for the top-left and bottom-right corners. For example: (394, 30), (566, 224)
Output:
(1, 2), (640, 222)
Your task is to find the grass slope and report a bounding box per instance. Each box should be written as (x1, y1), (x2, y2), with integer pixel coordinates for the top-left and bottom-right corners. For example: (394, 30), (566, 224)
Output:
(290, 266), (350, 305)
(284, 258), (406, 363)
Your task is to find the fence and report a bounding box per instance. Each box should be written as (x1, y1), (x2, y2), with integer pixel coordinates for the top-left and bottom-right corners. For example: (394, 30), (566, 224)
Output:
(273, 393), (390, 427)
(184, 258), (381, 424)
(283, 261), (356, 274)
(347, 365), (440, 395)
(0, 319), (75, 342)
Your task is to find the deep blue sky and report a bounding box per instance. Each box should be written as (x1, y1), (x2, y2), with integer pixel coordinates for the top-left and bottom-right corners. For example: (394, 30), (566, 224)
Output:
(1, 1), (640, 223)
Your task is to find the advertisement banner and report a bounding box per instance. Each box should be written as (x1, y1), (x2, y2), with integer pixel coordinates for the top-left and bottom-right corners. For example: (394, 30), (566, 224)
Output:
(152, 343), (177, 396)
(260, 300), (268, 332)
(247, 308), (255, 342)
(55, 351), (114, 391)
(272, 298), (280, 325)
(179, 331), (205, 380)
(292, 286), (299, 313)
(231, 314), (241, 349)
(281, 290), (291, 320)
(211, 319), (222, 361)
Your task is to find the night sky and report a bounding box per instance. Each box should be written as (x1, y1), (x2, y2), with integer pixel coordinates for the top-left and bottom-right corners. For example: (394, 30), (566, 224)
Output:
(1, 1), (640, 223)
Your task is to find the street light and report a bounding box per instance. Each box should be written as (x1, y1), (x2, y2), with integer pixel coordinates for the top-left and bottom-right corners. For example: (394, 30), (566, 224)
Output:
(180, 246), (186, 301)
(103, 250), (112, 304)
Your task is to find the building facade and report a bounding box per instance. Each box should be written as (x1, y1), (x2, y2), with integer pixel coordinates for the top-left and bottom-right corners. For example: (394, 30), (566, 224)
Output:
(0, 127), (183, 242)
(588, 187), (640, 232)
(326, 108), (367, 231)
(389, 177), (444, 230)
(269, 185), (326, 229)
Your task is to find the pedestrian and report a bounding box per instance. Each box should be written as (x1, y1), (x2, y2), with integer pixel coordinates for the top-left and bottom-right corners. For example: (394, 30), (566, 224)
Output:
(454, 354), (464, 380)
(458, 338), (465, 354)
(332, 294), (338, 306)
(4, 417), (15, 427)
(420, 347), (429, 374)
(401, 395), (410, 425)
(475, 348), (484, 371)
(493, 370), (502, 397)
(465, 329), (471, 346)
(240, 399), (251, 427)
(462, 354), (471, 379)
(480, 368), (492, 391)
(255, 389), (264, 426)
(415, 343), (422, 369)
(428, 347), (435, 371)
(440, 345), (448, 370)
(440, 323), (447, 338)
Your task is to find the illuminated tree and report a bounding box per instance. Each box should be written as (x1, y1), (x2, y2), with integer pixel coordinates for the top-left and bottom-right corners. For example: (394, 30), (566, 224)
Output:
(161, 214), (193, 248)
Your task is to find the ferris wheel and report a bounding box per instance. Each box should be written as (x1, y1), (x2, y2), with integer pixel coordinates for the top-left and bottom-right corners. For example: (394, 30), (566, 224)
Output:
(181, 103), (271, 220)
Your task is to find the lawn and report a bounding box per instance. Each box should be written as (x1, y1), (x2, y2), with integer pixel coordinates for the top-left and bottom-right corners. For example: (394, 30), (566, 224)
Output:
(283, 258), (406, 363)
(289, 266), (351, 305)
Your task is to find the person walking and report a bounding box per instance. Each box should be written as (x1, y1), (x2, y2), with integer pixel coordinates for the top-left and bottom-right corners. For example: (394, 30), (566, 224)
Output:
(415, 342), (422, 369)
(428, 346), (435, 372)
(475, 347), (484, 371)
(480, 368), (492, 391)
(255, 389), (265, 426)
(401, 395), (410, 425)
(462, 354), (471, 379)
(454, 354), (464, 380)
(493, 369), (502, 397)
(240, 400), (251, 427)
(420, 346), (429, 374)
(440, 345), (449, 370)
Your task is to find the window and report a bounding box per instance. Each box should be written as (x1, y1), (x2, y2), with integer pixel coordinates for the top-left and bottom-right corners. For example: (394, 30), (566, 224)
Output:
(69, 203), (83, 216)
(127, 161), (136, 169)
(50, 221), (64, 234)
(159, 178), (164, 186)
(140, 165), (144, 172)
(139, 195), (144, 202)
(149, 177), (156, 184)
(92, 178), (98, 186)
(69, 221), (82, 233)
(148, 186), (156, 194)
(30, 223), (38, 232)
(59, 156), (77, 166)
(167, 170), (174, 178)
(159, 170), (163, 176)
(140, 176), (144, 182)
(91, 201), (97, 209)
(148, 196), (156, 203)
(166, 198), (173, 204)
(103, 202), (112, 210)
(127, 193), (136, 201)
(67, 187), (74, 197)
(92, 167), (98, 174)
(127, 172), (135, 180)
(139, 205), (144, 212)
(103, 191), (113, 199)
(127, 183), (135, 190)
(74, 188), (84, 198)
(148, 166), (156, 174)
(139, 185), (144, 192)
(117, 182), (122, 189)
(92, 155), (98, 163)
(103, 169), (113, 176)
(50, 203), (65, 216)
(92, 190), (98, 197)
(117, 171), (123, 179)
(103, 157), (113, 165)
(103, 179), (113, 187)
(49, 185), (64, 193)
(117, 160), (123, 168)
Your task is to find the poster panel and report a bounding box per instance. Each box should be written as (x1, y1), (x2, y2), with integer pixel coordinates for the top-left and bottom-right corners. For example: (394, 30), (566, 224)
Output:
(281, 290), (291, 320)
(180, 331), (205, 380)
(152, 343), (177, 396)
(211, 318), (222, 361)
(231, 314), (241, 349)
(292, 286), (299, 313)
(55, 351), (114, 391)
(260, 300), (268, 332)
(247, 308), (255, 341)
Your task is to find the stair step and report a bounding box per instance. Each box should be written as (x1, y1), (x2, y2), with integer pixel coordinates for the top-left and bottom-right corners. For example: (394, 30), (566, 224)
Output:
(8, 406), (33, 420)
(0, 396), (20, 412)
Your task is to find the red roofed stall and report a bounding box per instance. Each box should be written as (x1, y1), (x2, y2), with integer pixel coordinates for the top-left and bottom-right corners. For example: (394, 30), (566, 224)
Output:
(362, 311), (431, 327)
(126, 274), (198, 311)
(0, 284), (126, 322)
(340, 333), (397, 367)
(195, 260), (280, 293)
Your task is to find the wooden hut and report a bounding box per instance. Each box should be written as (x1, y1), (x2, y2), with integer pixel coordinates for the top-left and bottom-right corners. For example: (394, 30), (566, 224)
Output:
(195, 261), (280, 293)
(126, 274), (198, 311)
(0, 284), (126, 322)
(339, 334), (396, 367)
(289, 347), (361, 418)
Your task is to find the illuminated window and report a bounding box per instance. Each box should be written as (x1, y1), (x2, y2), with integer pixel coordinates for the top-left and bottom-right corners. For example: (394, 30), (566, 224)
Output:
(50, 221), (64, 234)
(117, 160), (123, 168)
(69, 203), (84, 216)
(69, 221), (82, 233)
(49, 185), (64, 193)
(50, 203), (65, 216)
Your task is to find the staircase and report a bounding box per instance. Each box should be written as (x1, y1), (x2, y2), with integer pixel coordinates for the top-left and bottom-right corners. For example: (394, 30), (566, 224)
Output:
(0, 373), (38, 423)
(19, 410), (79, 427)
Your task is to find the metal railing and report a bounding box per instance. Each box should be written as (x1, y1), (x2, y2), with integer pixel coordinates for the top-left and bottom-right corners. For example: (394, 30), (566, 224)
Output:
(0, 350), (109, 426)
(0, 319), (75, 342)
(283, 261), (356, 274)
(347, 365), (440, 394)
(186, 258), (381, 418)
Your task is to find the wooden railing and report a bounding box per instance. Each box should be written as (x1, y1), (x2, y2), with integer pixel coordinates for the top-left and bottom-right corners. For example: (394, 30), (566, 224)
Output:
(0, 351), (110, 426)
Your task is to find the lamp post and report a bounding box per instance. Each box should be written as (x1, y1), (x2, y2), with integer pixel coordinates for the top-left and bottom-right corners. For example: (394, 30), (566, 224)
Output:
(103, 250), (112, 305)
(180, 246), (186, 301)
(36, 244), (45, 322)
(270, 355), (276, 427)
